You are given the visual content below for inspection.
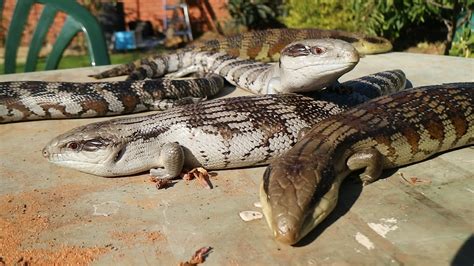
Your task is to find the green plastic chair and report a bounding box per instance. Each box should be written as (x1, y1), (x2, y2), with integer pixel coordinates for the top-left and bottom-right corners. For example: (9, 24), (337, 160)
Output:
(3, 0), (110, 74)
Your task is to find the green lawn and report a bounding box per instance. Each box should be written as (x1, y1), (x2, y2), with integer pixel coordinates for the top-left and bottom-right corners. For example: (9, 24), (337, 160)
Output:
(0, 49), (164, 74)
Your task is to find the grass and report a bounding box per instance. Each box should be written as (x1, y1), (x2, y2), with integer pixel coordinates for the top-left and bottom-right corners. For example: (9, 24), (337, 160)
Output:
(0, 48), (164, 74)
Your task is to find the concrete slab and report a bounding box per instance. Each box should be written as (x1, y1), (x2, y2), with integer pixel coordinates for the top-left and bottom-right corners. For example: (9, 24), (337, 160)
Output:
(0, 52), (473, 265)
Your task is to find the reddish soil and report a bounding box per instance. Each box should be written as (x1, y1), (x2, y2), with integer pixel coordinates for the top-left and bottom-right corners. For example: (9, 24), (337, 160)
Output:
(0, 186), (109, 264)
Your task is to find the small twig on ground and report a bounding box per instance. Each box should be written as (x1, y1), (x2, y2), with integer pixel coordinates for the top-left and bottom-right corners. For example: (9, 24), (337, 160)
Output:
(182, 167), (213, 189)
(178, 246), (213, 266)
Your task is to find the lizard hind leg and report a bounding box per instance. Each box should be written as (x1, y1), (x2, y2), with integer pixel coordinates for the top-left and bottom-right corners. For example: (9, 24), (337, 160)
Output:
(346, 148), (385, 185)
(165, 65), (202, 78)
(150, 142), (185, 180)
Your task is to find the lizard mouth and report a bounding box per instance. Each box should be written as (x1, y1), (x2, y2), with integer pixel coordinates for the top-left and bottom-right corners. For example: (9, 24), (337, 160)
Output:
(285, 61), (358, 71)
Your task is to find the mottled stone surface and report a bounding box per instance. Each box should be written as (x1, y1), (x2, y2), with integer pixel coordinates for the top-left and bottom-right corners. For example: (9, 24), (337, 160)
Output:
(0, 53), (473, 265)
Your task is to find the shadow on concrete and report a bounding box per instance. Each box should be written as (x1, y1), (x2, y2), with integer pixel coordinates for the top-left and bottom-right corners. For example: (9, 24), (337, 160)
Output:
(294, 169), (398, 247)
(294, 173), (363, 247)
(451, 234), (474, 266)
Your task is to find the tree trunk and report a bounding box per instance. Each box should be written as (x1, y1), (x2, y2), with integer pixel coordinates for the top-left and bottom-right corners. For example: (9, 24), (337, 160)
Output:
(444, 0), (462, 55)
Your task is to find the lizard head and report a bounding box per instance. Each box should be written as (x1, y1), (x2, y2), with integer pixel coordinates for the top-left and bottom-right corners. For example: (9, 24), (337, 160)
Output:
(278, 39), (359, 93)
(42, 121), (128, 176)
(260, 153), (340, 245)
(354, 36), (393, 55)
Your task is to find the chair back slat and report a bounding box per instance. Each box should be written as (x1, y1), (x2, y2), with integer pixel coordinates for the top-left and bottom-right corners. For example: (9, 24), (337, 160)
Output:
(4, 0), (35, 74)
(45, 16), (81, 70)
(3, 0), (110, 74)
(25, 4), (59, 72)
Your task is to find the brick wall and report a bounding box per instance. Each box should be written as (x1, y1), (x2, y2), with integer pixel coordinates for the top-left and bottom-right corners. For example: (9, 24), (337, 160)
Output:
(1, 1), (68, 47)
(121, 0), (230, 35)
(0, 0), (230, 47)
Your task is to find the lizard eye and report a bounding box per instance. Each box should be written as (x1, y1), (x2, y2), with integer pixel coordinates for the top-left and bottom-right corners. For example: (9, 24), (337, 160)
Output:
(82, 139), (106, 152)
(311, 46), (325, 55)
(67, 142), (79, 150)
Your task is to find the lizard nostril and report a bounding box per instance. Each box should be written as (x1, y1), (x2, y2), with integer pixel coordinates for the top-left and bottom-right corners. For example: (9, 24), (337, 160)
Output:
(42, 148), (49, 158)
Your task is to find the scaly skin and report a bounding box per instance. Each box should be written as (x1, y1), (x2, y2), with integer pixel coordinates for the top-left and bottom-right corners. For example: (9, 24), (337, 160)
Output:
(0, 74), (224, 123)
(42, 70), (406, 178)
(261, 83), (474, 245)
(91, 28), (391, 80)
(167, 39), (359, 94)
(1, 39), (358, 122)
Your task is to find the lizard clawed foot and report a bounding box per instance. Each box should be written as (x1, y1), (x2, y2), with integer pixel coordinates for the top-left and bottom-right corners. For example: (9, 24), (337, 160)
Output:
(149, 176), (176, 189)
(149, 168), (177, 189)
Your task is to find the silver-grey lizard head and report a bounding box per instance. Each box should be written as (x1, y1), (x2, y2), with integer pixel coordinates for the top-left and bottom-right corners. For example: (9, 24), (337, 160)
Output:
(278, 38), (360, 92)
(42, 121), (127, 176)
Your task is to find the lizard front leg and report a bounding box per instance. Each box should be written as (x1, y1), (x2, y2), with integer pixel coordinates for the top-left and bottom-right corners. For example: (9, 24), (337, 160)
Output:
(346, 148), (385, 185)
(150, 142), (185, 179)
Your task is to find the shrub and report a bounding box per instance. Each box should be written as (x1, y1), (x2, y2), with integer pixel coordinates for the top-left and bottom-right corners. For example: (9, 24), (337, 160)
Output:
(227, 0), (284, 30)
(450, 23), (474, 57)
(282, 0), (358, 31)
(282, 0), (473, 56)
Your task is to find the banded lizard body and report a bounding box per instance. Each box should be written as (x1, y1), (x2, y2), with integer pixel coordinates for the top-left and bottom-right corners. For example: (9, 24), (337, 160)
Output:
(42, 70), (406, 178)
(1, 39), (357, 122)
(166, 39), (359, 94)
(92, 28), (391, 80)
(0, 74), (223, 123)
(261, 83), (474, 245)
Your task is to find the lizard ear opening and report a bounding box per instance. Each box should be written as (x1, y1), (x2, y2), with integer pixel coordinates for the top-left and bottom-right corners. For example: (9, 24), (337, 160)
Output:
(82, 139), (106, 152)
(282, 43), (310, 57)
(113, 146), (127, 163)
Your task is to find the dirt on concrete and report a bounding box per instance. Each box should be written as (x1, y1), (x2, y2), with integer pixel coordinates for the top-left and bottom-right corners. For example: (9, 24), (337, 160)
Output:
(0, 186), (110, 264)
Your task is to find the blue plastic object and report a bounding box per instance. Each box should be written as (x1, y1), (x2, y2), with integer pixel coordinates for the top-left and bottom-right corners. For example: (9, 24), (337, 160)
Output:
(114, 31), (137, 51)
